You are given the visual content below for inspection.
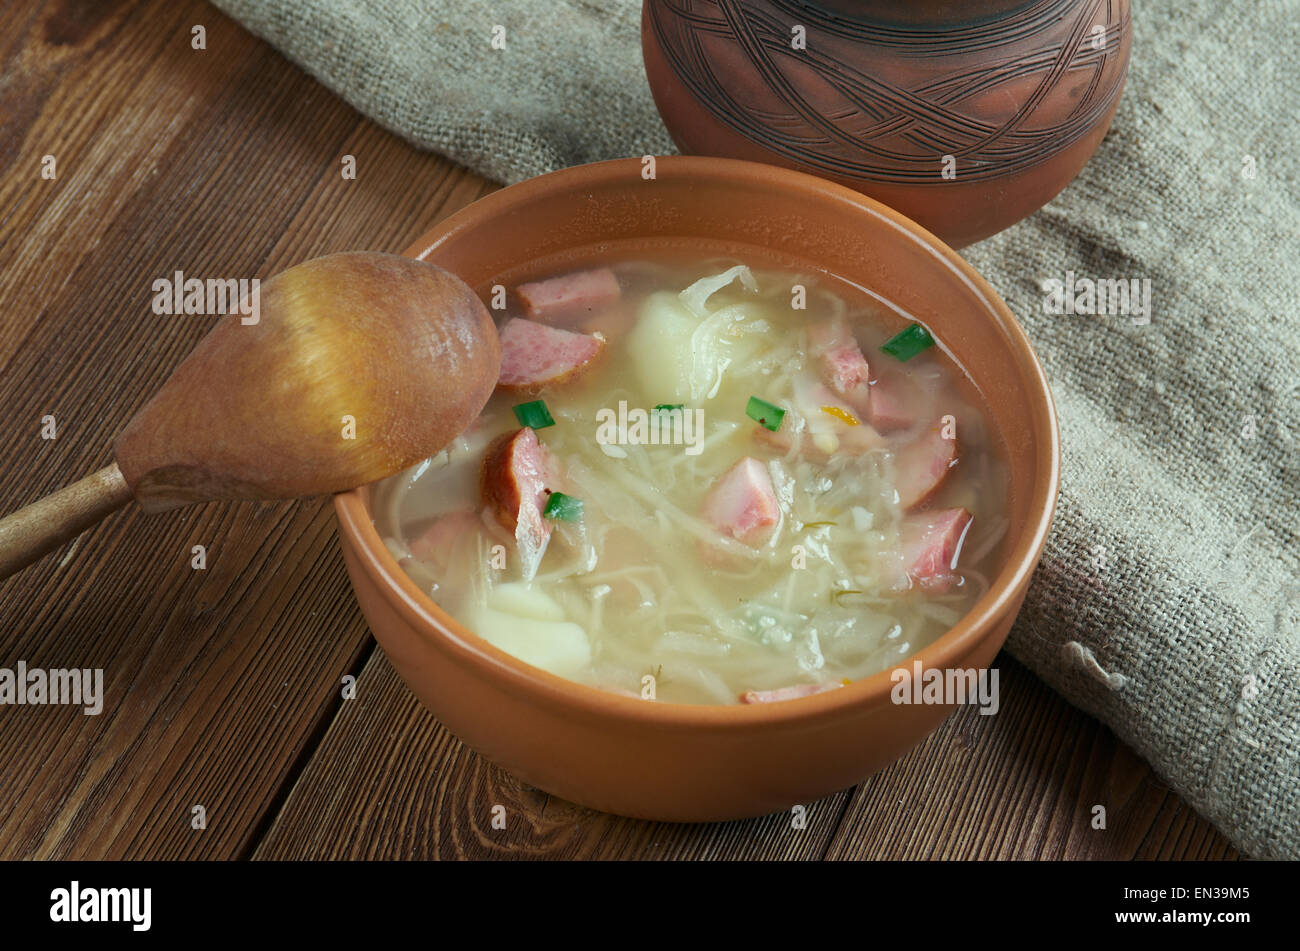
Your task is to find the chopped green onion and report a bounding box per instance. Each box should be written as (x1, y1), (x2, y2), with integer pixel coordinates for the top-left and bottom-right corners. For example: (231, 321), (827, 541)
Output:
(512, 399), (555, 429)
(831, 588), (863, 607)
(653, 403), (684, 413)
(542, 491), (583, 521)
(746, 395), (785, 432)
(803, 520), (838, 528)
(880, 323), (935, 362)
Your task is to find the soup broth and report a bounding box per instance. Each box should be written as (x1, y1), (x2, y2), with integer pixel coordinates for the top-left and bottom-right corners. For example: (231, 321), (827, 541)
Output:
(373, 254), (1010, 705)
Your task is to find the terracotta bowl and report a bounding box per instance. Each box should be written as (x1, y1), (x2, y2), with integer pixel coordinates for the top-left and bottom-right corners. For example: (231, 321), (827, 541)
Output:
(333, 156), (1059, 821)
(642, 0), (1132, 248)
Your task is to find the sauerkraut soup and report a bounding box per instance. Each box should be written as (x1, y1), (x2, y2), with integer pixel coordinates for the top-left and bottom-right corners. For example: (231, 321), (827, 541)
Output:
(373, 255), (1010, 705)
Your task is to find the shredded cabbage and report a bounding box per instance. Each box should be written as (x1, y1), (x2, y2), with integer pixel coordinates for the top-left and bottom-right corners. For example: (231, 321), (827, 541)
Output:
(677, 264), (758, 318)
(373, 262), (1011, 704)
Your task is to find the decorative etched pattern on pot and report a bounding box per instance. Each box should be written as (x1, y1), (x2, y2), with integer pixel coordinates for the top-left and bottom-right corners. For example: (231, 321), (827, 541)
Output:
(646, 0), (1132, 184)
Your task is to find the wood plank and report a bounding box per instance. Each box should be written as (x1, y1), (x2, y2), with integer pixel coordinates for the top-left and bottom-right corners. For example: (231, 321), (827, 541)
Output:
(823, 654), (1239, 860)
(256, 649), (1237, 857)
(0, 0), (496, 858)
(255, 649), (1235, 861)
(253, 647), (852, 860)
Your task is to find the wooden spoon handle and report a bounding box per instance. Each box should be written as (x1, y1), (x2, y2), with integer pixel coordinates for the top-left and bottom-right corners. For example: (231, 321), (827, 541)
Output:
(0, 463), (134, 580)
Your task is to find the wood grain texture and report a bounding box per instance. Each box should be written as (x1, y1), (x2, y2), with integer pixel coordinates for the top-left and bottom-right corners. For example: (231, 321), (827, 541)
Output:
(253, 647), (853, 861)
(0, 0), (1238, 860)
(823, 654), (1239, 860)
(0, 0), (495, 859)
(254, 649), (1237, 860)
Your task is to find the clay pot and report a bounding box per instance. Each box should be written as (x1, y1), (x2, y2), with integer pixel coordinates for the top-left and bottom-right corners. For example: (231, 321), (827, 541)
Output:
(333, 156), (1060, 822)
(642, 0), (1132, 247)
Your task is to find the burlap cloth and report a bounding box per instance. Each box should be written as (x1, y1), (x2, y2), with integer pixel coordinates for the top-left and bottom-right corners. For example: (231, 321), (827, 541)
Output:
(210, 0), (1299, 858)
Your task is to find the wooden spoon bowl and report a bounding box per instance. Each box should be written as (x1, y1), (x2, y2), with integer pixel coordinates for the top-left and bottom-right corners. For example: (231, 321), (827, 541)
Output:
(0, 251), (500, 578)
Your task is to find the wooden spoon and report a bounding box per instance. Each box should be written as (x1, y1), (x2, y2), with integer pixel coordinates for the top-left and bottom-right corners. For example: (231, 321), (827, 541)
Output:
(0, 251), (500, 580)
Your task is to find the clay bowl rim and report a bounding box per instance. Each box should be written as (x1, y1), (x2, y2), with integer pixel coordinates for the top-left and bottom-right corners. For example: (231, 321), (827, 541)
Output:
(333, 155), (1060, 730)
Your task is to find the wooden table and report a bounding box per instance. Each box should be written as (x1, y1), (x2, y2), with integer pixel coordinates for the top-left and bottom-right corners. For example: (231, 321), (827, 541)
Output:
(0, 0), (1237, 860)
